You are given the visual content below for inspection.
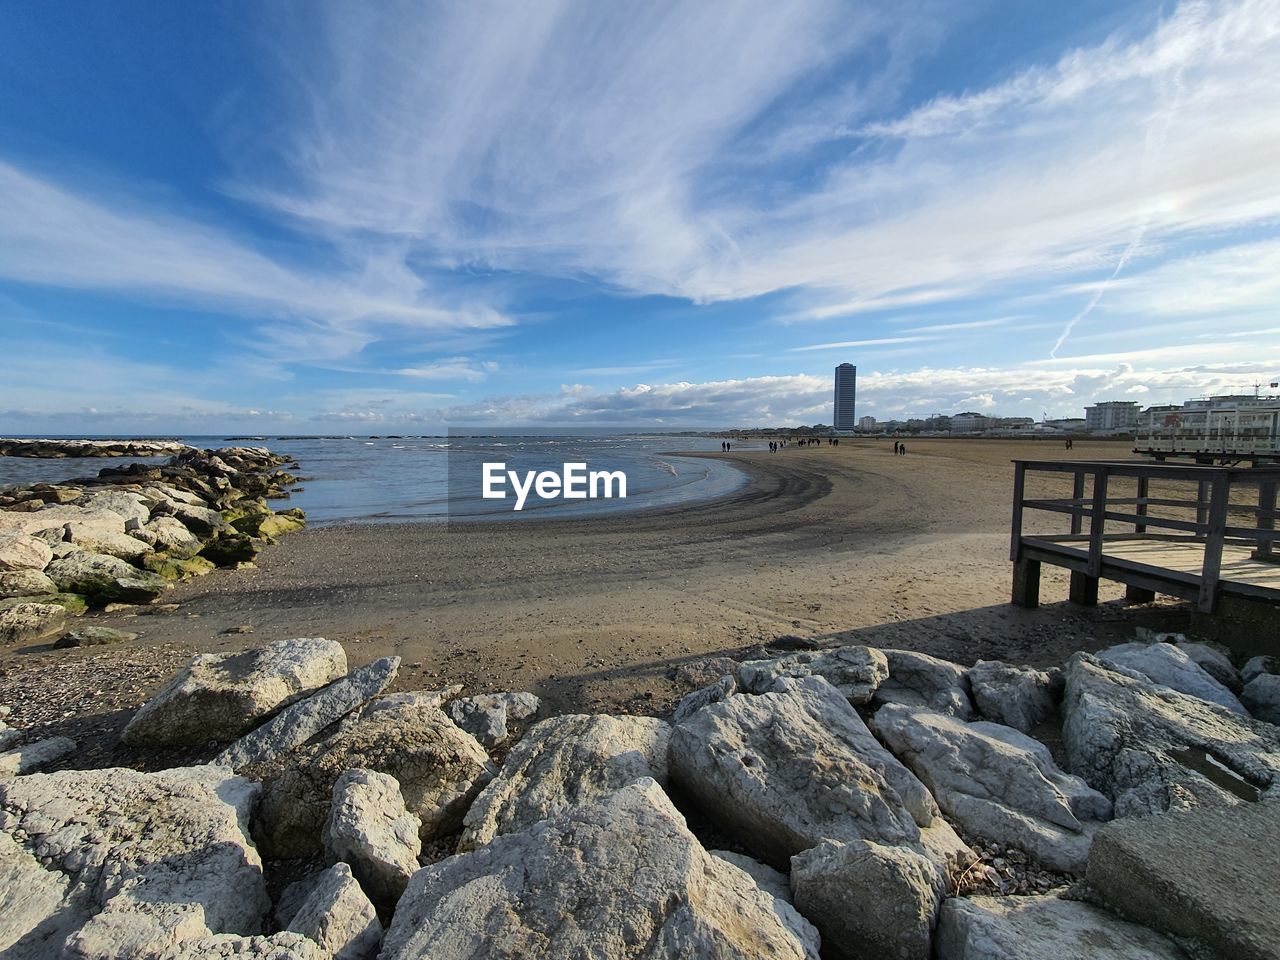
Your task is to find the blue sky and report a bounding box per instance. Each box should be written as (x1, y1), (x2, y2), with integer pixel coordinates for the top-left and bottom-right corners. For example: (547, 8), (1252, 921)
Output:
(2, 0), (1278, 432)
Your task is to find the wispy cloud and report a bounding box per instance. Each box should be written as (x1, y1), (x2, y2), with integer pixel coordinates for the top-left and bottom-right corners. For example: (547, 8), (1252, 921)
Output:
(789, 336), (930, 352)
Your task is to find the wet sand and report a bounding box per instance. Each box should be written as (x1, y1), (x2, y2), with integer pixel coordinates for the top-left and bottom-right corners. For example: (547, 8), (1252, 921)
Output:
(1, 438), (1195, 760)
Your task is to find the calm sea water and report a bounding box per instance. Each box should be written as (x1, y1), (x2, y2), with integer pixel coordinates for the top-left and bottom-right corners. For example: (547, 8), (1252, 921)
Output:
(0, 434), (751, 524)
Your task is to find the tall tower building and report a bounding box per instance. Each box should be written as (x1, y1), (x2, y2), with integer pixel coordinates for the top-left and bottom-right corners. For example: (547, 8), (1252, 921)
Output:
(834, 363), (857, 431)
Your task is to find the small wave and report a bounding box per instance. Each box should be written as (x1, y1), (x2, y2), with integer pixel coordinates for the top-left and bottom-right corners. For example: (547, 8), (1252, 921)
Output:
(652, 458), (678, 477)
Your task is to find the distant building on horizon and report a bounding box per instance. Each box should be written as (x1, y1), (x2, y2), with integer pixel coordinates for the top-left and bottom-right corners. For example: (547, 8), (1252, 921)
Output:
(858, 415), (876, 431)
(834, 363), (857, 431)
(1085, 400), (1140, 433)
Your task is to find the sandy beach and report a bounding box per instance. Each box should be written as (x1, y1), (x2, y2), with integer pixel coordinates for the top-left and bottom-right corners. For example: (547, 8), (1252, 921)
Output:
(0, 437), (1194, 765)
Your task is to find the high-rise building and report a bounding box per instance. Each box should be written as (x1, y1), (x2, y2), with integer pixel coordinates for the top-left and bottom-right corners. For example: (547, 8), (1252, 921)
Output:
(1084, 401), (1140, 433)
(834, 363), (857, 431)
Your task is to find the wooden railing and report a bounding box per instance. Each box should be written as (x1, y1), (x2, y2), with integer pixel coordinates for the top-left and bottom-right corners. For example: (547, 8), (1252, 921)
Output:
(1010, 460), (1280, 612)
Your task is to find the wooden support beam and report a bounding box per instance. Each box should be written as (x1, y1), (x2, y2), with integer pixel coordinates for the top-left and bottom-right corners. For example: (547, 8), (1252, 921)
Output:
(1126, 584), (1156, 603)
(1070, 571), (1099, 606)
(1135, 475), (1149, 534)
(1256, 480), (1277, 563)
(1070, 472), (1086, 535)
(1012, 557), (1041, 608)
(1198, 474), (1231, 614)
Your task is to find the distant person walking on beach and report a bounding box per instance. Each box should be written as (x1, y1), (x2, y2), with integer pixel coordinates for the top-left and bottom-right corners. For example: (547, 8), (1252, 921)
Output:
(899, 443), (907, 455)
(893, 441), (900, 455)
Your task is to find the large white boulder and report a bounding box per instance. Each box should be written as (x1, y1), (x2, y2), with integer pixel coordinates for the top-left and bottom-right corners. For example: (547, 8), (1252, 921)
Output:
(286, 862), (381, 960)
(44, 551), (168, 605)
(965, 660), (1062, 733)
(1096, 642), (1246, 714)
(935, 894), (1187, 959)
(1062, 653), (1280, 817)
(0, 534), (52, 572)
(381, 779), (820, 960)
(0, 603), (66, 645)
(871, 650), (973, 719)
(872, 704), (1110, 873)
(323, 769), (421, 915)
(791, 838), (943, 960)
(668, 676), (937, 868)
(0, 765), (270, 960)
(738, 646), (888, 704)
(216, 656), (400, 770)
(256, 701), (494, 859)
(122, 638), (347, 747)
(1241, 674), (1280, 725)
(460, 713), (670, 850)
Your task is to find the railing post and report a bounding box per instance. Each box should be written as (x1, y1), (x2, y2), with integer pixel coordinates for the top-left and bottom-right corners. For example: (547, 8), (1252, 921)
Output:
(1010, 462), (1026, 562)
(1196, 478), (1210, 534)
(1198, 472), (1230, 613)
(1070, 470), (1086, 536)
(1256, 479), (1277, 562)
(1087, 465), (1108, 578)
(1135, 475), (1149, 534)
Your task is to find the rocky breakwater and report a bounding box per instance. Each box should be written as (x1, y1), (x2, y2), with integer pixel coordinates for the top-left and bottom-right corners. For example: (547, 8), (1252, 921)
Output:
(0, 438), (192, 458)
(3, 631), (1279, 959)
(0, 444), (306, 648)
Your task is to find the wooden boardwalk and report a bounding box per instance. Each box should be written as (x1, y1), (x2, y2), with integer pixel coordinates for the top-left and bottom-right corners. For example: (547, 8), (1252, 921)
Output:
(1010, 460), (1280, 614)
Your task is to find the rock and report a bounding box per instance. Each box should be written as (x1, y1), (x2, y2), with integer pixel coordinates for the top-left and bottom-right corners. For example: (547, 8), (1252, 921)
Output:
(44, 551), (168, 605)
(672, 655), (740, 688)
(139, 516), (204, 558)
(0, 602), (66, 644)
(709, 850), (793, 903)
(1062, 653), (1280, 817)
(668, 676), (936, 868)
(380, 779), (820, 960)
(0, 722), (16, 751)
(872, 649), (974, 719)
(1241, 674), (1280, 725)
(54, 625), (138, 648)
(200, 531), (261, 566)
(791, 838), (942, 960)
(158, 932), (322, 959)
(72, 489), (153, 524)
(254, 513), (307, 539)
(935, 894), (1187, 959)
(738, 645), (889, 704)
(286, 862), (381, 960)
(0, 534), (52, 572)
(671, 674), (739, 724)
(350, 685), (463, 723)
(1097, 641), (1246, 714)
(323, 769), (421, 915)
(0, 736), (76, 776)
(1176, 641), (1243, 693)
(0, 592), (87, 617)
(1242, 655), (1279, 684)
(143, 553), (217, 581)
(0, 765), (270, 960)
(446, 691), (540, 746)
(216, 656), (400, 770)
(966, 660), (1062, 733)
(161, 501), (231, 538)
(0, 569), (57, 599)
(1087, 798), (1280, 960)
(122, 637), (347, 747)
(0, 832), (72, 957)
(256, 702), (494, 859)
(66, 527), (153, 562)
(460, 713), (670, 850)
(872, 704), (1110, 873)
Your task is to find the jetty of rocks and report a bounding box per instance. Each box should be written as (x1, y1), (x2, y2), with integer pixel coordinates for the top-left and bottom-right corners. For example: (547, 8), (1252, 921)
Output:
(2, 631), (1276, 959)
(0, 443), (305, 647)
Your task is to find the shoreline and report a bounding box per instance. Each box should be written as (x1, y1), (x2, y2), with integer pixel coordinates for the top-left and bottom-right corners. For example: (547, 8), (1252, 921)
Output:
(0, 439), (1198, 770)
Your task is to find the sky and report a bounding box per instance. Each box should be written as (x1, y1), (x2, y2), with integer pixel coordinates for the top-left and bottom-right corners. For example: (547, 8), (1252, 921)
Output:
(1, 0), (1278, 433)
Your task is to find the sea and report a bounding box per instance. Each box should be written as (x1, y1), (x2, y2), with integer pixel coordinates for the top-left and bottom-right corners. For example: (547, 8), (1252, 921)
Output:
(0, 434), (753, 524)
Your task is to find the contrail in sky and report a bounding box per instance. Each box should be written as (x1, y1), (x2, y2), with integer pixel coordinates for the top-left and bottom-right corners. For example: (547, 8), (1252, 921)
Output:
(1050, 25), (1197, 359)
